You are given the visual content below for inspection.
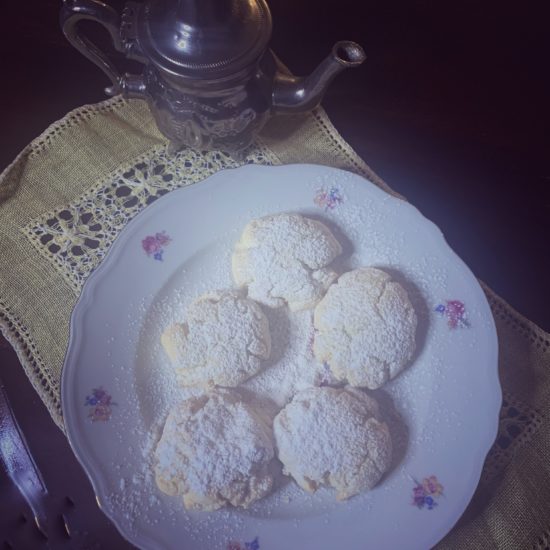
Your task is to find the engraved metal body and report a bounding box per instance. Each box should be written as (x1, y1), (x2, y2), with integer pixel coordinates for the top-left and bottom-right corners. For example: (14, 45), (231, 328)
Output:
(60, 0), (366, 152)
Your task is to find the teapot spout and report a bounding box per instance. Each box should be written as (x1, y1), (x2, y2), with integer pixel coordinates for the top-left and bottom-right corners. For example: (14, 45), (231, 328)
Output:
(272, 41), (366, 114)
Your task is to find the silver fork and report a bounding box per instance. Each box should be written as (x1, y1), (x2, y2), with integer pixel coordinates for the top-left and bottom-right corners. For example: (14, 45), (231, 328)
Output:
(0, 377), (51, 538)
(0, 377), (102, 547)
(0, 379), (96, 548)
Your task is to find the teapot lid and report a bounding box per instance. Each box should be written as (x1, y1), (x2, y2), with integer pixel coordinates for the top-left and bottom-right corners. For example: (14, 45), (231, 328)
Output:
(136, 0), (272, 79)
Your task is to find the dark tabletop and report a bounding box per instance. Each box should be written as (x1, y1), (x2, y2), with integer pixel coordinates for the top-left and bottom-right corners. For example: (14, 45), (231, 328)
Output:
(1, 0), (549, 548)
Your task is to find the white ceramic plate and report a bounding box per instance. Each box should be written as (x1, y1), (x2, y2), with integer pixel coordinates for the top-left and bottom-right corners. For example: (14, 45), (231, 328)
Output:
(62, 164), (500, 550)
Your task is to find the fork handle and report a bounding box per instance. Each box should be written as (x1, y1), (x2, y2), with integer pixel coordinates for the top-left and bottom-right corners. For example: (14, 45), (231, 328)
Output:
(0, 379), (49, 535)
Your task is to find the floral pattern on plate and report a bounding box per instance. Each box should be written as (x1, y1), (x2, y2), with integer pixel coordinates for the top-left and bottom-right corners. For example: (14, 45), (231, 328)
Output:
(411, 476), (444, 510)
(314, 187), (343, 211)
(227, 536), (260, 550)
(142, 231), (172, 261)
(435, 300), (469, 329)
(85, 387), (117, 422)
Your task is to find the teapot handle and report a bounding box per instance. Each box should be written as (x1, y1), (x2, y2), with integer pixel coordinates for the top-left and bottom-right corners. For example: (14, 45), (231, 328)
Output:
(60, 0), (144, 97)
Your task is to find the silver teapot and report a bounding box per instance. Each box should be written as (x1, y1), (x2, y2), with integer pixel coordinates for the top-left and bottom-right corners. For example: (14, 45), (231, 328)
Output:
(61, 0), (366, 152)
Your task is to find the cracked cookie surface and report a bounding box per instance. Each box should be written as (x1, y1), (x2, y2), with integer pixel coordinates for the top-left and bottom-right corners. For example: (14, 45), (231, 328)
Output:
(161, 289), (271, 387)
(232, 213), (342, 311)
(273, 386), (392, 500)
(154, 388), (275, 511)
(313, 267), (417, 389)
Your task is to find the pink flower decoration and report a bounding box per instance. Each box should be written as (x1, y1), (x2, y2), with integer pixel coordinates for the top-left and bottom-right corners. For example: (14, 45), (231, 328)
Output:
(85, 387), (117, 422)
(89, 405), (111, 422)
(435, 300), (469, 329)
(142, 231), (172, 261)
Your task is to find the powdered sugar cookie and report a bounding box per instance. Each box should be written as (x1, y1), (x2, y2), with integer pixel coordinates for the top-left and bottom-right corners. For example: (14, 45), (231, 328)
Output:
(313, 267), (417, 389)
(232, 213), (342, 311)
(161, 289), (271, 387)
(273, 386), (392, 500)
(154, 388), (275, 510)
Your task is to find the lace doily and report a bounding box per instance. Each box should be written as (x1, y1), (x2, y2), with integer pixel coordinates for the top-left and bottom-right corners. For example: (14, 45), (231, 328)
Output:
(24, 145), (276, 293)
(481, 390), (544, 484)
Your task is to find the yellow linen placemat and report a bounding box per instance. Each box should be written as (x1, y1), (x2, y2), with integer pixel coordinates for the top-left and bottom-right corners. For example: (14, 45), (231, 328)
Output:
(0, 97), (548, 548)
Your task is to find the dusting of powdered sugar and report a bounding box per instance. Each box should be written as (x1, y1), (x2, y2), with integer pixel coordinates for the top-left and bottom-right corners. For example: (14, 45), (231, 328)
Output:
(242, 308), (337, 418)
(232, 213), (342, 311)
(313, 267), (418, 389)
(273, 387), (392, 500)
(154, 389), (275, 511)
(160, 289), (271, 388)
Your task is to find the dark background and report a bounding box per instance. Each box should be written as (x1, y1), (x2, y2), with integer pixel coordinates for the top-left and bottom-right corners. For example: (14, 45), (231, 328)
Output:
(0, 0), (549, 547)
(2, 0), (549, 330)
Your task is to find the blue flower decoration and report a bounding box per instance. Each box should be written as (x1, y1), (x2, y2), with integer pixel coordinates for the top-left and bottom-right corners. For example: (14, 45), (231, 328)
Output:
(425, 496), (437, 509)
(411, 475), (443, 510)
